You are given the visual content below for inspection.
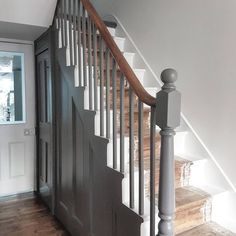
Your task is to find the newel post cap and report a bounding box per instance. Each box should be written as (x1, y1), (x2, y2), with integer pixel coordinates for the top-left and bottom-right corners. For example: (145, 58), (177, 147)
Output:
(156, 68), (181, 129)
(161, 68), (178, 90)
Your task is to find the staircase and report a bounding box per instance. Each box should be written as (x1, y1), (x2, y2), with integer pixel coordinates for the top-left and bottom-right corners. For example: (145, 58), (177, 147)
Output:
(53, 0), (235, 235)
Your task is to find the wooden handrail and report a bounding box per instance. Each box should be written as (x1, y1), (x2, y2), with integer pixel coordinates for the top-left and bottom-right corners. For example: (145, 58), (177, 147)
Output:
(81, 0), (156, 107)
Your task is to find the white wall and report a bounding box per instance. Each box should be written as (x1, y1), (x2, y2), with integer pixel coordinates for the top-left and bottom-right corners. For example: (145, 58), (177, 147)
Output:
(0, 0), (57, 27)
(91, 0), (236, 190)
(0, 0), (57, 41)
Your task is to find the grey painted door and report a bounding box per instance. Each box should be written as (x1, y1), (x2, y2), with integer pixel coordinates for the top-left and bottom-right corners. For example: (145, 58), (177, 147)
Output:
(55, 64), (89, 235)
(36, 49), (53, 209)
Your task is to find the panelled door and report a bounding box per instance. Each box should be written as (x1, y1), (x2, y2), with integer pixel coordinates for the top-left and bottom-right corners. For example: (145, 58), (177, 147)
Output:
(55, 67), (88, 235)
(0, 42), (36, 197)
(36, 49), (53, 209)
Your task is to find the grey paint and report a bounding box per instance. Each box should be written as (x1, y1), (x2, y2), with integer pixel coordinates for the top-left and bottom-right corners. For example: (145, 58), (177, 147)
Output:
(35, 29), (55, 211)
(156, 69), (181, 236)
(138, 100), (144, 215)
(150, 107), (157, 236)
(119, 75), (125, 173)
(36, 49), (53, 209)
(92, 24), (97, 109)
(129, 88), (134, 209)
(55, 46), (143, 236)
(105, 50), (111, 139)
(112, 59), (117, 169)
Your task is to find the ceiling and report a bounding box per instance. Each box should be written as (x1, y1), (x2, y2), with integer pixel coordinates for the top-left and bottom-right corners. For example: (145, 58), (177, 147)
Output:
(0, 0), (57, 41)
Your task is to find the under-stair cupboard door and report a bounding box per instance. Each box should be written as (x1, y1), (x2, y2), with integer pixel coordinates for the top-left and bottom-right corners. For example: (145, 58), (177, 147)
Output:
(54, 44), (96, 234)
(0, 42), (36, 197)
(35, 28), (55, 210)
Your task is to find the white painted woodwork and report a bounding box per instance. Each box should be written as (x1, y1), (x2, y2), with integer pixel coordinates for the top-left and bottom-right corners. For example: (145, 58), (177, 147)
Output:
(113, 36), (126, 51)
(0, 42), (35, 197)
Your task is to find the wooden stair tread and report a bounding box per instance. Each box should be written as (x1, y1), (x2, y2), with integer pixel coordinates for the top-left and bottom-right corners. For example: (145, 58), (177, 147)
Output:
(175, 186), (211, 234)
(150, 186), (212, 234)
(152, 185), (211, 210)
(140, 156), (192, 172)
(177, 222), (236, 236)
(140, 156), (191, 189)
(175, 186), (210, 209)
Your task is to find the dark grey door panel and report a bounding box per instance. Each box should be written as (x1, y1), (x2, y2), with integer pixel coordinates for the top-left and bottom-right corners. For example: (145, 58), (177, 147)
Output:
(36, 49), (53, 209)
(56, 67), (88, 235)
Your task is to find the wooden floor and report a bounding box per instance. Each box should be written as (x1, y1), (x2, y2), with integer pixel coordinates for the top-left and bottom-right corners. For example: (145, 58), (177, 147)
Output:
(0, 193), (234, 236)
(0, 193), (69, 236)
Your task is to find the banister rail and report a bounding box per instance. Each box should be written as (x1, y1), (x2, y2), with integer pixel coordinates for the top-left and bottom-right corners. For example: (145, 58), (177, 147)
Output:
(80, 0), (156, 106)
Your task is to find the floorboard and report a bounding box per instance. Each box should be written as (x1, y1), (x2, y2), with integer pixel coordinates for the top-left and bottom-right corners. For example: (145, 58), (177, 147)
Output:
(0, 193), (69, 236)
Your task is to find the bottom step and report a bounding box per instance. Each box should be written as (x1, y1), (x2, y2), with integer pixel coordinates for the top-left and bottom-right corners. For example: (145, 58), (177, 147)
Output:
(142, 186), (212, 235)
(177, 222), (235, 236)
(175, 186), (211, 234)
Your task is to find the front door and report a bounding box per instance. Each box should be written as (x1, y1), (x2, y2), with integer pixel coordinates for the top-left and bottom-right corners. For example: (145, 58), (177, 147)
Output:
(0, 42), (36, 197)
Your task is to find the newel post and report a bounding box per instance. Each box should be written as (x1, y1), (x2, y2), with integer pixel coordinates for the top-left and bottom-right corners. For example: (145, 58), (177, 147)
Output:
(156, 69), (181, 236)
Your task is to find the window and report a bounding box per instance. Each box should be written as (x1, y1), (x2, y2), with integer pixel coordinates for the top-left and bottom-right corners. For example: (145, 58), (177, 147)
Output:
(0, 52), (25, 124)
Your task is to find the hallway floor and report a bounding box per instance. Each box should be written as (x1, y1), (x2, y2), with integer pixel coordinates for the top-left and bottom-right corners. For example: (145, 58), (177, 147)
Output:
(0, 193), (69, 236)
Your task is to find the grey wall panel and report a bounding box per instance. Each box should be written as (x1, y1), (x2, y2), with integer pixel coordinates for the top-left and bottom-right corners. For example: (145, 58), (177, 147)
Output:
(55, 46), (143, 236)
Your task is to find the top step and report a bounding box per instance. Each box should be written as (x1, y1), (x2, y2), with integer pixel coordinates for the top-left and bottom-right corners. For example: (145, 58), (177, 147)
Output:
(104, 20), (117, 36)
